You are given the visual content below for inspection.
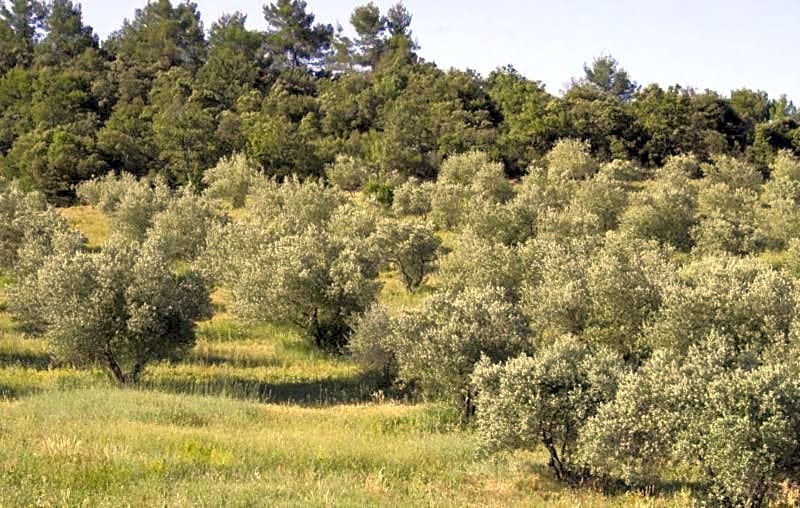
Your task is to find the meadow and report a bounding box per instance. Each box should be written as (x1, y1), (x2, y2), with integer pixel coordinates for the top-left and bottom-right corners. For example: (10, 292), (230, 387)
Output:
(0, 206), (691, 507)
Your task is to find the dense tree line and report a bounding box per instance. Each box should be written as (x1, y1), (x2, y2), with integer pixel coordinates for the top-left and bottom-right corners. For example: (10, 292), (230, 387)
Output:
(1, 0), (799, 203)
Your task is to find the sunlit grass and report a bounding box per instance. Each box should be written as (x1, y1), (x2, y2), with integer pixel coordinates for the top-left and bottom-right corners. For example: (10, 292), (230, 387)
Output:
(0, 389), (692, 506)
(58, 205), (110, 248)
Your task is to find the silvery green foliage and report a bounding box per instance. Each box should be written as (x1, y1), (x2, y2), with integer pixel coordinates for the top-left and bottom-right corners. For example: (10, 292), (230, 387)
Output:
(347, 303), (396, 383)
(245, 176), (345, 237)
(682, 362), (800, 506)
(430, 151), (511, 229)
(391, 178), (433, 218)
(644, 255), (796, 354)
(328, 202), (381, 242)
(702, 154), (763, 191)
(536, 202), (603, 241)
(583, 232), (674, 360)
(429, 182), (471, 229)
(579, 332), (800, 506)
(374, 218), (441, 291)
(229, 225), (380, 350)
(75, 172), (141, 213)
(619, 166), (697, 250)
(12, 236), (211, 383)
(691, 181), (763, 255)
(201, 152), (262, 208)
(598, 159), (647, 182)
(571, 174), (628, 232)
(324, 154), (370, 192)
(462, 196), (526, 246)
(521, 237), (596, 340)
(438, 150), (497, 187)
(77, 173), (172, 242)
(0, 179), (84, 275)
(146, 190), (222, 262)
(470, 163), (514, 204)
(391, 286), (531, 415)
(662, 153), (702, 178)
(758, 150), (800, 249)
(472, 336), (624, 480)
(502, 166), (573, 244)
(545, 139), (599, 181)
(437, 232), (524, 302)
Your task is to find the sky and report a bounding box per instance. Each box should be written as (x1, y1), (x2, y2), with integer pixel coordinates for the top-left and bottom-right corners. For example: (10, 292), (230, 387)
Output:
(78, 0), (800, 101)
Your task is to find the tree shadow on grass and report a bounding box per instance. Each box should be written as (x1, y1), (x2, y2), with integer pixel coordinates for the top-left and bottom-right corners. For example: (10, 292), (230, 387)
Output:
(140, 372), (383, 406)
(0, 349), (52, 370)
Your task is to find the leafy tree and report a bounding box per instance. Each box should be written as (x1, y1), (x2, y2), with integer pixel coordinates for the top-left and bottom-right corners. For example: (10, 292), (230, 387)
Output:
(12, 235), (211, 384)
(201, 152), (261, 208)
(228, 225), (380, 350)
(391, 285), (530, 417)
(325, 154), (369, 191)
(374, 218), (440, 291)
(472, 337), (624, 480)
(545, 138), (599, 181)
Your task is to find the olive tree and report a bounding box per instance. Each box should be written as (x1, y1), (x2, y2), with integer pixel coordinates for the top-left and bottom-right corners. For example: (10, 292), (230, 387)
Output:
(229, 226), (380, 350)
(325, 154), (370, 192)
(202, 152), (262, 208)
(147, 190), (222, 263)
(76, 173), (172, 242)
(619, 167), (697, 250)
(472, 336), (624, 480)
(1, 179), (84, 275)
(391, 177), (434, 218)
(579, 332), (800, 505)
(12, 236), (211, 384)
(391, 286), (531, 417)
(545, 138), (599, 181)
(374, 218), (441, 291)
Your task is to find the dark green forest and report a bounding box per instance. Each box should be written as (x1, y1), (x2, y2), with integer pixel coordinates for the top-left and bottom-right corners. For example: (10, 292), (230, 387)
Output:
(1, 0), (798, 202)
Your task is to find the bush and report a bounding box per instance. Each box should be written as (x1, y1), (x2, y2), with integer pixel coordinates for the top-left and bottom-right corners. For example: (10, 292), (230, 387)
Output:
(473, 337), (623, 480)
(392, 178), (433, 217)
(201, 152), (262, 208)
(619, 168), (697, 250)
(12, 236), (211, 383)
(545, 139), (599, 181)
(362, 179), (394, 207)
(325, 154), (370, 192)
(374, 218), (441, 291)
(391, 286), (531, 417)
(0, 180), (84, 275)
(228, 226), (381, 350)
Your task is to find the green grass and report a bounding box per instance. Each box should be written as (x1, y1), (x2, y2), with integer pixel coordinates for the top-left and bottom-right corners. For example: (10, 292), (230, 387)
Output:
(0, 389), (692, 506)
(0, 208), (696, 506)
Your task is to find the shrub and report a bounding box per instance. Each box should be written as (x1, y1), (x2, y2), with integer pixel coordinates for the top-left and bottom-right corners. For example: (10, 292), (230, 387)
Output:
(391, 286), (531, 417)
(228, 226), (381, 350)
(362, 178), (394, 207)
(374, 218), (441, 291)
(12, 236), (211, 384)
(545, 139), (599, 181)
(473, 336), (624, 480)
(392, 178), (433, 217)
(325, 154), (370, 192)
(201, 152), (262, 208)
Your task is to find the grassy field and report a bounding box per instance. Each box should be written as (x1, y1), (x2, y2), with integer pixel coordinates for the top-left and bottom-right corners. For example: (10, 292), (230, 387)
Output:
(0, 207), (693, 506)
